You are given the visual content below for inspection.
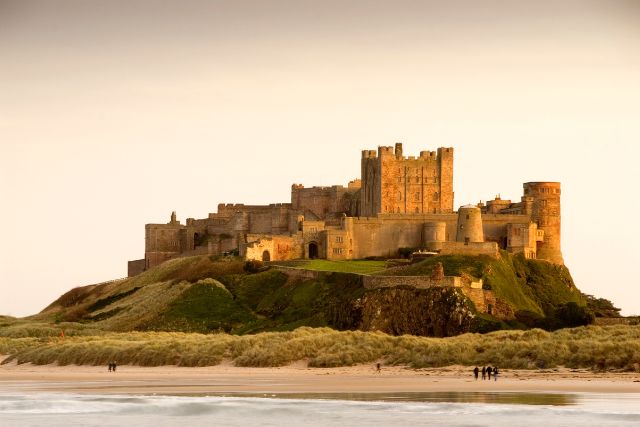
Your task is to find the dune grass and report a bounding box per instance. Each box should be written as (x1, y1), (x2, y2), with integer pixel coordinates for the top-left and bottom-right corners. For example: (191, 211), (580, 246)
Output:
(2, 325), (639, 371)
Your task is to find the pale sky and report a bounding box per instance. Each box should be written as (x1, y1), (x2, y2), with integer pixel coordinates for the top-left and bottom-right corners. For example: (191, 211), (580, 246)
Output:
(1, 0), (639, 317)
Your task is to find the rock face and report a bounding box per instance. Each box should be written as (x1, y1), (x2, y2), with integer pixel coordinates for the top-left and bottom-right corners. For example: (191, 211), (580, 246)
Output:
(331, 286), (475, 337)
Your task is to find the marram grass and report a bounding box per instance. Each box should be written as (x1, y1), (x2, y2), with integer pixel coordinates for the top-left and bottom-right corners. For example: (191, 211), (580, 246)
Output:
(2, 325), (640, 371)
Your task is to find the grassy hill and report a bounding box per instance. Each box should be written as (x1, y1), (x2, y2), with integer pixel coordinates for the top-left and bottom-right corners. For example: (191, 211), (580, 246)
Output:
(1, 253), (631, 370)
(381, 252), (585, 319)
(17, 252), (589, 338)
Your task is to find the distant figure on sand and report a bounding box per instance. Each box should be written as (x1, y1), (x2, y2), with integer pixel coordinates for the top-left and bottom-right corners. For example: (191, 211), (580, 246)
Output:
(376, 363), (381, 373)
(481, 366), (486, 380)
(493, 367), (499, 381)
(108, 363), (112, 372)
(112, 361), (117, 372)
(473, 366), (479, 380)
(487, 366), (492, 380)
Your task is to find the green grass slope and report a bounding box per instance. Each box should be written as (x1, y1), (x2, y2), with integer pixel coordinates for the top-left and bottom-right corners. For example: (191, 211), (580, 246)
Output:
(25, 251), (589, 337)
(382, 252), (585, 319)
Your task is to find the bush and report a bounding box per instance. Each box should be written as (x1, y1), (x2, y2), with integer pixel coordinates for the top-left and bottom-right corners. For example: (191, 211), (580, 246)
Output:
(550, 302), (595, 329)
(243, 260), (265, 273)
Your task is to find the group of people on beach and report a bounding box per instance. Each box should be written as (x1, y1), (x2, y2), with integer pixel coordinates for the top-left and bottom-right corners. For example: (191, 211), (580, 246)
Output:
(107, 361), (117, 372)
(473, 366), (498, 381)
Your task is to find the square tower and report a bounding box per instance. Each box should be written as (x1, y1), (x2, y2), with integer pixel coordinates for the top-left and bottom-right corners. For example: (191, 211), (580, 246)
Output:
(360, 143), (454, 216)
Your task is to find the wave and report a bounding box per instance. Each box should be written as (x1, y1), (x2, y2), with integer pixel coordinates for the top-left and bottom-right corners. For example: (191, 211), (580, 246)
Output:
(1, 393), (640, 426)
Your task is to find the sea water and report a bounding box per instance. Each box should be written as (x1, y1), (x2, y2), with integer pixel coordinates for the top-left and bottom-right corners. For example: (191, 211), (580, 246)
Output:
(1, 392), (639, 427)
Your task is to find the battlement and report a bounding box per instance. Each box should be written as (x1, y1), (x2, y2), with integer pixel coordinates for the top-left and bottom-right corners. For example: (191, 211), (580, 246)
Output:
(363, 145), (452, 162)
(524, 182), (561, 195)
(378, 145), (395, 156)
(420, 150), (437, 158)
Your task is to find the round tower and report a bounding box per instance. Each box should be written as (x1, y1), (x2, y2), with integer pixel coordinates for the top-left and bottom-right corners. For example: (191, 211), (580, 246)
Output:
(523, 182), (563, 264)
(423, 222), (447, 243)
(456, 205), (484, 243)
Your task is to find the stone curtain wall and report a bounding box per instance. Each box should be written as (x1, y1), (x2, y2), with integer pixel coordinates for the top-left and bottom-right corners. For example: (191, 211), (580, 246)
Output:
(363, 275), (461, 289)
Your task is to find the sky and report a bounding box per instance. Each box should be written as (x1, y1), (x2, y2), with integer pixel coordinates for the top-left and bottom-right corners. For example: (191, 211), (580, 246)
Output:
(1, 0), (639, 317)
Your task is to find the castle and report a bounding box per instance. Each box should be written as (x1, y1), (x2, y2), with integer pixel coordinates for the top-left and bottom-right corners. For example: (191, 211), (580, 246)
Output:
(127, 144), (562, 276)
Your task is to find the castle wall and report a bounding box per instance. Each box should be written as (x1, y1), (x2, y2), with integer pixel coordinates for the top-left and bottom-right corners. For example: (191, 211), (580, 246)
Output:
(363, 275), (461, 289)
(324, 227), (351, 260)
(144, 223), (192, 269)
(425, 241), (499, 258)
(291, 183), (359, 219)
(481, 214), (530, 247)
(349, 214), (458, 259)
(127, 259), (145, 277)
(244, 234), (304, 262)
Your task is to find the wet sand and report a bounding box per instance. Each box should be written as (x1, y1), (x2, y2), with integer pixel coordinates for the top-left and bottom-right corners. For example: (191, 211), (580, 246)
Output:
(2, 358), (639, 395)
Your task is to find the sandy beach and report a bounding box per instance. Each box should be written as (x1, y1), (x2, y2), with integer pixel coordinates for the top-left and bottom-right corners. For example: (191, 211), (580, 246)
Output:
(2, 356), (639, 395)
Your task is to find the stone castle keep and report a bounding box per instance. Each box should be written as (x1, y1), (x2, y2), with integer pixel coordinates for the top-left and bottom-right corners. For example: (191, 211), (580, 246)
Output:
(127, 144), (563, 276)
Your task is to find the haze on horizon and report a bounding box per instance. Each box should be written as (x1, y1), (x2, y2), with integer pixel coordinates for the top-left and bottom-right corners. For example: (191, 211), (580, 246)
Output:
(1, 0), (639, 317)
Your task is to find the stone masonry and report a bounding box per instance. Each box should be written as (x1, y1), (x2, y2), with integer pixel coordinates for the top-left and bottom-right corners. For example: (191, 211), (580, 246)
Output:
(128, 143), (563, 275)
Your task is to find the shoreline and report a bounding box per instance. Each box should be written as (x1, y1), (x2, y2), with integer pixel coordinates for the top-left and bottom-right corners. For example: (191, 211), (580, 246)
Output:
(2, 358), (640, 395)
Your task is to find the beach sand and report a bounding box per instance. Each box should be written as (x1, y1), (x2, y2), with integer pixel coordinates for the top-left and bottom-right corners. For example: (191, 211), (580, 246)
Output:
(2, 357), (639, 395)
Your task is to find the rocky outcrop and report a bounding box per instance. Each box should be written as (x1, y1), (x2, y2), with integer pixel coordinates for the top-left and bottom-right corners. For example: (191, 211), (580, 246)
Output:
(331, 286), (475, 337)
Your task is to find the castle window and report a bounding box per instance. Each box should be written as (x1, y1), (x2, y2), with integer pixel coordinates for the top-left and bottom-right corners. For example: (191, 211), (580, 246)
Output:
(335, 236), (343, 243)
(415, 192), (420, 200)
(397, 192), (402, 201)
(333, 248), (344, 255)
(433, 192), (439, 201)
(466, 214), (469, 220)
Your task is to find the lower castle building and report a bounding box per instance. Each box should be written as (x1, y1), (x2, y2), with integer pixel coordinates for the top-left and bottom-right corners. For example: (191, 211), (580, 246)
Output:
(127, 144), (563, 276)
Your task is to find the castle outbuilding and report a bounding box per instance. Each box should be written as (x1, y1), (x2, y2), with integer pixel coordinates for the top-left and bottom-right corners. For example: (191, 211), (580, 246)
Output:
(128, 144), (562, 276)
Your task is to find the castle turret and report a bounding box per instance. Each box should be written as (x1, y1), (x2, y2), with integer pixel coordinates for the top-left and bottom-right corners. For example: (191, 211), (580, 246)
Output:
(423, 221), (447, 243)
(523, 182), (563, 264)
(395, 142), (403, 159)
(456, 205), (484, 243)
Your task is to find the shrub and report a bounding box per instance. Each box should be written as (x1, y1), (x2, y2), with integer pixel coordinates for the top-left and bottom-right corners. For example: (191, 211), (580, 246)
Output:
(550, 302), (595, 329)
(243, 260), (265, 273)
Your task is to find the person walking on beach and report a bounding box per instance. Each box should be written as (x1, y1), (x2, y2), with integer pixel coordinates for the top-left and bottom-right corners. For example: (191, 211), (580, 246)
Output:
(108, 362), (112, 372)
(376, 363), (381, 373)
(487, 366), (492, 380)
(493, 366), (499, 381)
(473, 366), (479, 380)
(112, 361), (117, 372)
(481, 366), (486, 380)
